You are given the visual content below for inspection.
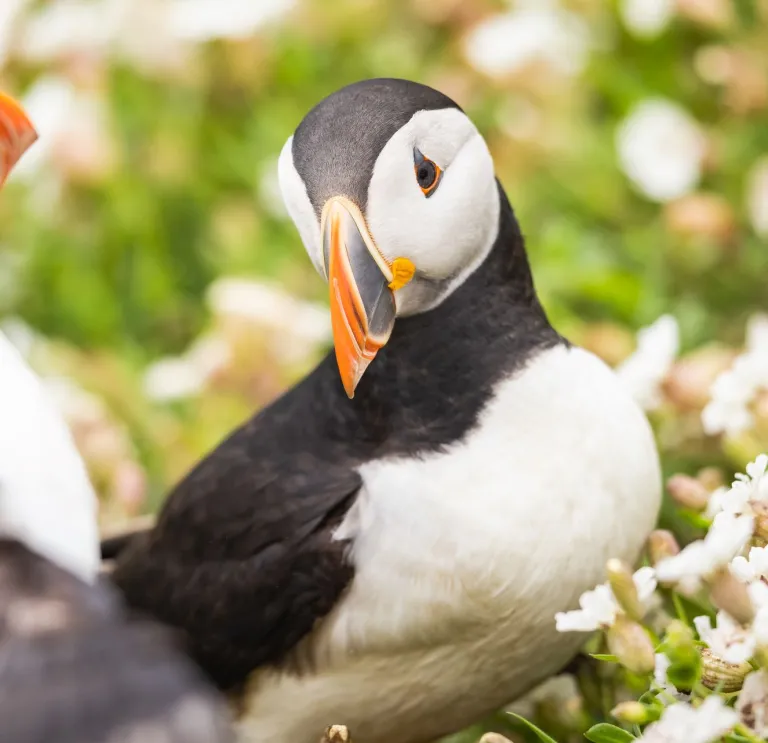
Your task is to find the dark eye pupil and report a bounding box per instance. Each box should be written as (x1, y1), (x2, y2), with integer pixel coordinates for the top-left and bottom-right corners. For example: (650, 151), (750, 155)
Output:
(417, 161), (436, 188)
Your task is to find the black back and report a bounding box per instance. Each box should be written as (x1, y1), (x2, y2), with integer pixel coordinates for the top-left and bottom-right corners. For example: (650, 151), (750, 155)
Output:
(0, 539), (233, 743)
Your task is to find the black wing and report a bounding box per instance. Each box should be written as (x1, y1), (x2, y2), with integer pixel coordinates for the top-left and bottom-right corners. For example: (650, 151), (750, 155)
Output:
(109, 363), (364, 691)
(0, 540), (234, 743)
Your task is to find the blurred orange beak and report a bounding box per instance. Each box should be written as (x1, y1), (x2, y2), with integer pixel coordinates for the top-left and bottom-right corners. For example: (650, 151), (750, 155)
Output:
(321, 197), (397, 399)
(0, 92), (37, 188)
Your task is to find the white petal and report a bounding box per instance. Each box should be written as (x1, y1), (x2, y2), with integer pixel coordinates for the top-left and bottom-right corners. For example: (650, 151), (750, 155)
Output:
(721, 638), (756, 665)
(633, 566), (658, 603)
(616, 99), (706, 203)
(579, 584), (619, 625)
(731, 555), (755, 582)
(693, 614), (714, 643)
(615, 315), (679, 410)
(554, 610), (600, 633)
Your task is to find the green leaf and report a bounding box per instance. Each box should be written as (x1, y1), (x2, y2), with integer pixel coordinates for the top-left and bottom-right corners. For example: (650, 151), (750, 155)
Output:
(506, 712), (559, 743)
(590, 654), (620, 663)
(584, 723), (637, 742)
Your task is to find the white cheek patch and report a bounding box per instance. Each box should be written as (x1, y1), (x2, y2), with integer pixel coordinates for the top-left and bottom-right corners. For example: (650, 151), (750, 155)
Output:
(277, 136), (323, 276)
(365, 109), (500, 314)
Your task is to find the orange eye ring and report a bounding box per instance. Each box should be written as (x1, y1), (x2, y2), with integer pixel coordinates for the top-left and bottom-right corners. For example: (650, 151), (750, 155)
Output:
(413, 147), (442, 197)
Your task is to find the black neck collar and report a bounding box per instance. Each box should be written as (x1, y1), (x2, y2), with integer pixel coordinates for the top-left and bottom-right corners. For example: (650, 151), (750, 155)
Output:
(278, 183), (563, 459)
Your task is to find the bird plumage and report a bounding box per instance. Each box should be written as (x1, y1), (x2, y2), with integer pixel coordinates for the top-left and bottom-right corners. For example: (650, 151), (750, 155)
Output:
(104, 79), (662, 743)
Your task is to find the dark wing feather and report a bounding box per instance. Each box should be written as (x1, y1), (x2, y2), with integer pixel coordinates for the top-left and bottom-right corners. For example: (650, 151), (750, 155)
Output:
(110, 429), (362, 689)
(0, 540), (234, 743)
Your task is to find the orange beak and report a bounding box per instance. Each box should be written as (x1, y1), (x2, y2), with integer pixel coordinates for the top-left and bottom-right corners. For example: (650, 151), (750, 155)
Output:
(321, 198), (397, 399)
(0, 91), (37, 188)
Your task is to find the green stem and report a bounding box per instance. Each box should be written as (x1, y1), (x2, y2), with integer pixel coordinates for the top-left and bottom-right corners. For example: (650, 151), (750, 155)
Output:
(734, 723), (764, 743)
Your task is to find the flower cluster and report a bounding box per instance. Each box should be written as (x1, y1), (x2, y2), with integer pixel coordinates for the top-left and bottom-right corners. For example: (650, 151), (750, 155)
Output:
(527, 454), (768, 743)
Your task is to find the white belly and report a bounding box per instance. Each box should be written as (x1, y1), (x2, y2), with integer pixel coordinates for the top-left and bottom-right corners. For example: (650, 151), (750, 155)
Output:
(238, 345), (661, 743)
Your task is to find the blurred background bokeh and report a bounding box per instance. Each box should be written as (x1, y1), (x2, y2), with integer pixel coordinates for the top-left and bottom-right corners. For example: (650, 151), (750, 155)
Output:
(1, 0), (767, 643)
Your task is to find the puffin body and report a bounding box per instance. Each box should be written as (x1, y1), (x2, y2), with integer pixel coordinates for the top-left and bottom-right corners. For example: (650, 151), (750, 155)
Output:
(108, 79), (662, 743)
(0, 94), (233, 743)
(0, 330), (234, 743)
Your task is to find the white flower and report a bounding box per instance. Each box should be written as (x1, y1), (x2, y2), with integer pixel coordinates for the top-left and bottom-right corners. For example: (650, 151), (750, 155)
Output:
(637, 695), (738, 743)
(702, 317), (768, 437)
(555, 567), (656, 632)
(694, 610), (755, 664)
(616, 315), (679, 410)
(731, 545), (768, 583)
(207, 278), (330, 346)
(142, 335), (230, 402)
(168, 0), (294, 41)
(747, 157), (768, 237)
(708, 454), (768, 518)
(620, 0), (674, 38)
(737, 670), (768, 737)
(616, 98), (706, 202)
(655, 511), (754, 591)
(463, 0), (590, 79)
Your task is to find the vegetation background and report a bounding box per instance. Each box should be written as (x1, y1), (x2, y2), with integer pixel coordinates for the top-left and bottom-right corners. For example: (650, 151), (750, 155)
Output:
(1, 0), (767, 740)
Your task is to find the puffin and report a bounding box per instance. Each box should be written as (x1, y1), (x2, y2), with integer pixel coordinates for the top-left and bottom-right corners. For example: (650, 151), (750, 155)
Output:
(0, 93), (234, 743)
(106, 78), (662, 743)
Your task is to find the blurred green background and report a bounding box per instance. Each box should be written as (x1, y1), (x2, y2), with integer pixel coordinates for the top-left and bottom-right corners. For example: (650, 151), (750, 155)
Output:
(1, 0), (767, 541)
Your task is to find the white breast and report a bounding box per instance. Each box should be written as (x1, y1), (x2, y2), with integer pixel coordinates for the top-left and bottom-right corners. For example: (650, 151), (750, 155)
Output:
(238, 344), (661, 743)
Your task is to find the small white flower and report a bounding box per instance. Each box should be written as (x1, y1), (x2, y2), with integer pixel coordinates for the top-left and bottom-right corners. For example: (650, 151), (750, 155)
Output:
(142, 334), (230, 402)
(708, 454), (768, 518)
(555, 568), (656, 632)
(206, 278), (330, 347)
(168, 0), (294, 41)
(143, 357), (208, 402)
(731, 545), (768, 583)
(702, 317), (768, 437)
(655, 511), (754, 591)
(620, 0), (674, 38)
(616, 98), (706, 202)
(694, 610), (755, 664)
(637, 695), (738, 743)
(463, 1), (590, 79)
(616, 315), (679, 410)
(737, 670), (768, 737)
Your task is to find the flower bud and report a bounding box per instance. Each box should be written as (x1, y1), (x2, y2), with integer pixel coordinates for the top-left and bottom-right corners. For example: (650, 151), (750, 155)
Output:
(606, 559), (644, 621)
(710, 568), (756, 625)
(667, 474), (710, 510)
(662, 621), (701, 691)
(606, 616), (656, 675)
(697, 466), (724, 492)
(611, 701), (653, 725)
(647, 530), (680, 566)
(665, 620), (696, 651)
(479, 735), (513, 743)
(752, 501), (768, 543)
(700, 647), (751, 692)
(322, 726), (350, 743)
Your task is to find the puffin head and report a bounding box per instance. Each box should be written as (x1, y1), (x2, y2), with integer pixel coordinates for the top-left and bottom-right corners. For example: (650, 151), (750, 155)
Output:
(279, 78), (501, 398)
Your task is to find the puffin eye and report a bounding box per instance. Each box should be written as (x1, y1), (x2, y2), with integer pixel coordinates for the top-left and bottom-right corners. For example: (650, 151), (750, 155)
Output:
(413, 147), (442, 198)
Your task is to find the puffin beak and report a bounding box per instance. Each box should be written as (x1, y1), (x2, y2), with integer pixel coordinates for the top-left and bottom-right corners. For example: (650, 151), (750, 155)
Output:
(0, 92), (37, 187)
(321, 197), (398, 399)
